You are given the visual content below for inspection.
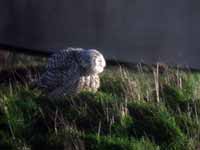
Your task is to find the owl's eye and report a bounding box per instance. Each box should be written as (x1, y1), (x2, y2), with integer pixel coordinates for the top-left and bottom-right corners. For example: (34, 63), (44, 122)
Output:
(97, 60), (102, 64)
(96, 58), (102, 63)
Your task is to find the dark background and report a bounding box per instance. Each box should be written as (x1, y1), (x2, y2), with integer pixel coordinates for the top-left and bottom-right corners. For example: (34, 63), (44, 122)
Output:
(0, 0), (200, 68)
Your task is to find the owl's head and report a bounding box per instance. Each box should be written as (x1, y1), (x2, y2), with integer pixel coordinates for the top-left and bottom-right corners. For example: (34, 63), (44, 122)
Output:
(79, 49), (106, 74)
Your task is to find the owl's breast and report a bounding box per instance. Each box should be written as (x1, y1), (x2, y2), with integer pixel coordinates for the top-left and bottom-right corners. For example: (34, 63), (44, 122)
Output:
(75, 74), (100, 93)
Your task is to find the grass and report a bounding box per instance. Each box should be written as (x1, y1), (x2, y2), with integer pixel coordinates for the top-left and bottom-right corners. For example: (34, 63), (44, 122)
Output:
(0, 55), (200, 149)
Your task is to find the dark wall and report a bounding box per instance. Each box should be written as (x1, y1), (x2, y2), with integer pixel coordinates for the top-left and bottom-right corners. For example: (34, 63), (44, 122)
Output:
(0, 0), (200, 68)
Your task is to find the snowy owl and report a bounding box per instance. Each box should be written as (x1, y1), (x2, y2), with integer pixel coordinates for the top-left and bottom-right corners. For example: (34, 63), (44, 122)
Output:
(37, 48), (106, 99)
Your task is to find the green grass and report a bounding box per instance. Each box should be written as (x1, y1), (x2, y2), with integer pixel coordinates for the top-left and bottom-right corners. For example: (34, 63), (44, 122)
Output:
(0, 59), (200, 149)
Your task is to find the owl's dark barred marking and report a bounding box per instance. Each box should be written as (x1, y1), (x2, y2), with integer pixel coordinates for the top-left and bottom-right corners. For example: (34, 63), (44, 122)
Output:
(37, 48), (106, 99)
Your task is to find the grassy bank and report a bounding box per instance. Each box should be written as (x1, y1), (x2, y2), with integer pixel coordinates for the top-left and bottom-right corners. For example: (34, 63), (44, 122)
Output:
(0, 59), (200, 149)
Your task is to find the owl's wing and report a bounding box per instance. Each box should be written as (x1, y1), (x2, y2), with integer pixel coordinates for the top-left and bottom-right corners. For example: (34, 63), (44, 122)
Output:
(47, 47), (84, 70)
(48, 72), (80, 99)
(37, 49), (76, 91)
(47, 49), (75, 70)
(48, 63), (81, 99)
